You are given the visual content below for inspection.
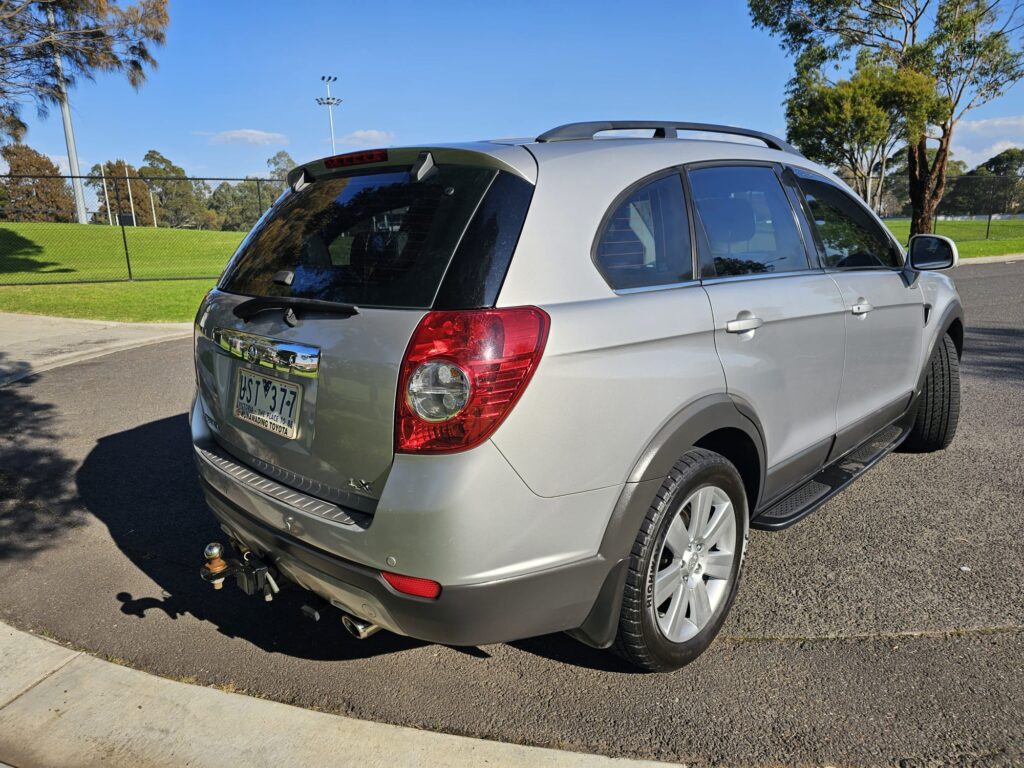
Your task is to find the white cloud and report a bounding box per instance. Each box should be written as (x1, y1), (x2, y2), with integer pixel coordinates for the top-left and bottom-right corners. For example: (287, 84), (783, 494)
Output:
(955, 115), (1024, 137)
(949, 115), (1024, 169)
(950, 139), (1021, 170)
(209, 129), (288, 146)
(47, 154), (71, 174)
(337, 129), (395, 147)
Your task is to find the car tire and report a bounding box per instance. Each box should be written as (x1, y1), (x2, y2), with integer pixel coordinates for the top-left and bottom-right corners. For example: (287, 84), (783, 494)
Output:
(612, 448), (748, 672)
(901, 334), (960, 453)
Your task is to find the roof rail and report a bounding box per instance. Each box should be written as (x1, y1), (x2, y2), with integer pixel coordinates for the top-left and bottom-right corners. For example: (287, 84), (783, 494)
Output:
(535, 121), (802, 156)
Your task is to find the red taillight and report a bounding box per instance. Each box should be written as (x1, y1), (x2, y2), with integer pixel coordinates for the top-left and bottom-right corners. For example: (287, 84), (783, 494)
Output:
(323, 149), (388, 169)
(395, 307), (550, 454)
(382, 571), (442, 599)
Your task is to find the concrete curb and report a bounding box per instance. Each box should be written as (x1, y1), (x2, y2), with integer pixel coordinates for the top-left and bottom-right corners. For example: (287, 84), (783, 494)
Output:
(0, 622), (678, 768)
(0, 312), (192, 387)
(958, 254), (1024, 265)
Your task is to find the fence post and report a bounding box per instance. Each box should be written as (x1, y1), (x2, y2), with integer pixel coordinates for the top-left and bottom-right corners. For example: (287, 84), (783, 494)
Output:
(256, 178), (264, 216)
(112, 176), (133, 280)
(986, 213), (993, 240)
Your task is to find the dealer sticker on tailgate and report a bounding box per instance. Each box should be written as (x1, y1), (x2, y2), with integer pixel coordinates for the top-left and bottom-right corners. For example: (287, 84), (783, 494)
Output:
(234, 368), (302, 439)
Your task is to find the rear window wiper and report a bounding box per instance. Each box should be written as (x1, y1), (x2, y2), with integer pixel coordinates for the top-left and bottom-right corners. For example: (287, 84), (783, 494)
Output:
(233, 295), (359, 322)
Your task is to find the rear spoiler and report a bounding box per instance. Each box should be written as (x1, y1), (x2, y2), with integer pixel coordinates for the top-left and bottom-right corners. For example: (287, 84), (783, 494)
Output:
(286, 145), (536, 191)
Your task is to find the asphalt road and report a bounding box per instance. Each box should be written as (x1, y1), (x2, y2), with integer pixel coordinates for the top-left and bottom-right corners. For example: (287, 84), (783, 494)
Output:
(2, 262), (1023, 767)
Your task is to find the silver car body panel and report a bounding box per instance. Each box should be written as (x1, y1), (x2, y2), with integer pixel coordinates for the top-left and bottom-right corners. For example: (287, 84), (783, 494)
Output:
(490, 286), (724, 497)
(828, 270), (925, 434)
(701, 272), (847, 476)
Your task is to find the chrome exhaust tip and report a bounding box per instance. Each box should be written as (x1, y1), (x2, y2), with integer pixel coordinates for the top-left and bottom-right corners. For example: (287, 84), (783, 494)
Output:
(341, 613), (381, 640)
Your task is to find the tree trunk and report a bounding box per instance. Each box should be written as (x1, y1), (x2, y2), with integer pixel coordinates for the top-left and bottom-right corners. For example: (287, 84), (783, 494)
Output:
(907, 138), (932, 235)
(927, 129), (952, 218)
(874, 149), (889, 214)
(911, 197), (935, 234)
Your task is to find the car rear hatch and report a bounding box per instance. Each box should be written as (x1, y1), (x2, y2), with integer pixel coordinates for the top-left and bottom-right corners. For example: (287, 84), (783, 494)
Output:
(194, 146), (535, 516)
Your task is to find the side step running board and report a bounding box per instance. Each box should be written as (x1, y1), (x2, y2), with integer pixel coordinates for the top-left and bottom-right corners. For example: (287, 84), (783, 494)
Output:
(751, 424), (907, 531)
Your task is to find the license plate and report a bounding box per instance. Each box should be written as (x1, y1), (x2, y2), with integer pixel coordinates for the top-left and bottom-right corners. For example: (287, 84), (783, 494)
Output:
(234, 368), (302, 439)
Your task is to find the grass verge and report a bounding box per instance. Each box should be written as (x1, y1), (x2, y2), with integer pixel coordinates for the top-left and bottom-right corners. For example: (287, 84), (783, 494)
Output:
(0, 279), (213, 322)
(0, 222), (242, 283)
(884, 218), (1024, 257)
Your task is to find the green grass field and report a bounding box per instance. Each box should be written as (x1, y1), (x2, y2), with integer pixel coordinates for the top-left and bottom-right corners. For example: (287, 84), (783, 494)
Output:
(883, 218), (1024, 258)
(1, 217), (1022, 323)
(0, 278), (214, 322)
(0, 221), (244, 283)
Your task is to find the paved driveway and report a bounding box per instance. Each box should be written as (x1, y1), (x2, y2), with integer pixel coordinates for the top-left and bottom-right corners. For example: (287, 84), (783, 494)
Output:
(1, 263), (1022, 766)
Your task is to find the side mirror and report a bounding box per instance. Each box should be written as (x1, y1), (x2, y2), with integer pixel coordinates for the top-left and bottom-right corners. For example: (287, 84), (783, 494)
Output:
(908, 234), (958, 271)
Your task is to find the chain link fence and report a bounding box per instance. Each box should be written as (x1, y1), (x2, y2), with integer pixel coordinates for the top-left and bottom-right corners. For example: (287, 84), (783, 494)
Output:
(878, 173), (1024, 244)
(0, 174), (285, 285)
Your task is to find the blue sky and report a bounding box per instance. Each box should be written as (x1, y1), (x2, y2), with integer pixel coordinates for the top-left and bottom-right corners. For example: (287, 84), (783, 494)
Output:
(13, 0), (1024, 178)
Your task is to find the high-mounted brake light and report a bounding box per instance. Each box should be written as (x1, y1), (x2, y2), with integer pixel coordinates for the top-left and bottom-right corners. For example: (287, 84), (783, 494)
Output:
(382, 571), (442, 599)
(323, 149), (388, 169)
(395, 307), (550, 454)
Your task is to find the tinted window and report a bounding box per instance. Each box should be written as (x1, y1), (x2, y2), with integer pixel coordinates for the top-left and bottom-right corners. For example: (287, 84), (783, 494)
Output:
(594, 174), (692, 290)
(220, 165), (495, 308)
(688, 165), (809, 277)
(794, 170), (900, 269)
(433, 172), (534, 309)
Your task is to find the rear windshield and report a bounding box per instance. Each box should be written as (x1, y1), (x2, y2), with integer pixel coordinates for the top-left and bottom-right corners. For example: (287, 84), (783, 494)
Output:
(220, 165), (496, 308)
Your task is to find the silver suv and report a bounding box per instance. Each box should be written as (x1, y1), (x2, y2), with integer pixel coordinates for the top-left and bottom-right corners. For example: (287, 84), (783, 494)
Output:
(192, 121), (963, 671)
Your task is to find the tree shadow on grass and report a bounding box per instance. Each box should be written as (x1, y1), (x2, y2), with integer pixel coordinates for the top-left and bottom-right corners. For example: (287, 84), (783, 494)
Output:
(0, 356), (85, 560)
(0, 226), (69, 276)
(75, 413), (426, 661)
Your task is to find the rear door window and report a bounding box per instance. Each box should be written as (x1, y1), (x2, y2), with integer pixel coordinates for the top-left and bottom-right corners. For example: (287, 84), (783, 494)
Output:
(793, 169), (901, 269)
(594, 173), (692, 290)
(220, 165), (496, 308)
(688, 165), (809, 277)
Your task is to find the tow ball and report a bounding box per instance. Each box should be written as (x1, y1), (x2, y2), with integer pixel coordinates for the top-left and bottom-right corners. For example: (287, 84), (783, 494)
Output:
(200, 542), (281, 602)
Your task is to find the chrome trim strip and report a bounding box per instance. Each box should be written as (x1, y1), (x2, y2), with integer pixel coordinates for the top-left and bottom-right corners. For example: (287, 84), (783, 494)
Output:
(614, 279), (701, 296)
(700, 269), (825, 286)
(213, 328), (320, 378)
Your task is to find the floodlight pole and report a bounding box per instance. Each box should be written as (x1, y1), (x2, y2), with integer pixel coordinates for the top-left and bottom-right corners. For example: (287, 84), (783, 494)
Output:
(317, 75), (342, 154)
(46, 6), (88, 224)
(124, 163), (136, 226)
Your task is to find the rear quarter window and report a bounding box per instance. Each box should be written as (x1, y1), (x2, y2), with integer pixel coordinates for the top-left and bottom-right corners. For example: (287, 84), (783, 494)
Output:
(220, 165), (496, 308)
(594, 173), (692, 290)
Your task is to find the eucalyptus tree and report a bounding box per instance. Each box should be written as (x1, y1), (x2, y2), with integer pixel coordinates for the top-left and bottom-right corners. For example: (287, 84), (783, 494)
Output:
(750, 0), (1024, 233)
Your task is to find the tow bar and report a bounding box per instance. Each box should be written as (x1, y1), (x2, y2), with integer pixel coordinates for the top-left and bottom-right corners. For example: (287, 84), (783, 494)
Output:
(200, 542), (281, 602)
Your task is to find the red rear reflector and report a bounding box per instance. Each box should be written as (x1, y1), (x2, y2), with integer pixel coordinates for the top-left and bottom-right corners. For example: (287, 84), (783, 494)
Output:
(381, 571), (442, 599)
(395, 307), (550, 454)
(323, 149), (388, 169)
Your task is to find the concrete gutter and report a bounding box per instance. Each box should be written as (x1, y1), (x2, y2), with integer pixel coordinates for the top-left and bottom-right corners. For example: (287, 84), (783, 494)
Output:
(0, 312), (192, 387)
(0, 622), (676, 768)
(958, 254), (1024, 265)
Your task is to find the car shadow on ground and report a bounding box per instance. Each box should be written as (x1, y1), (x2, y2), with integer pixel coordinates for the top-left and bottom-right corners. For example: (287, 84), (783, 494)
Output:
(73, 412), (640, 672)
(75, 413), (427, 662)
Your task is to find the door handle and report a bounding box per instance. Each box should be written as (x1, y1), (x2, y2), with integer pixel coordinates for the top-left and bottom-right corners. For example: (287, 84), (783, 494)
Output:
(851, 299), (873, 315)
(725, 316), (764, 333)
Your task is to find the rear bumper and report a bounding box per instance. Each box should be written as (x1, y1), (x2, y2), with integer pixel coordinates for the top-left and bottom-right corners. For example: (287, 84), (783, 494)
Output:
(201, 476), (610, 645)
